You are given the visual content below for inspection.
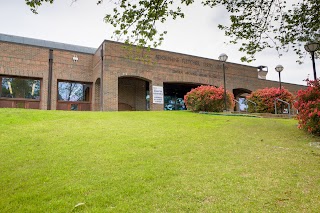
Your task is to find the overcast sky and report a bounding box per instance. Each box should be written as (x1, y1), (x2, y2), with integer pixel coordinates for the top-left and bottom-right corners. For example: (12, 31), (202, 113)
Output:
(0, 0), (317, 85)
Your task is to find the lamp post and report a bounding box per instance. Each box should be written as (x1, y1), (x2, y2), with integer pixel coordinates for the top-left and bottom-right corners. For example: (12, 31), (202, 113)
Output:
(304, 41), (320, 80)
(218, 53), (228, 112)
(275, 65), (284, 89)
(275, 65), (284, 113)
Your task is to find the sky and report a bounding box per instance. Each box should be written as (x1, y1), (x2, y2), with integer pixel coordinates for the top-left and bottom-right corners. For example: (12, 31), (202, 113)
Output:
(0, 0), (317, 86)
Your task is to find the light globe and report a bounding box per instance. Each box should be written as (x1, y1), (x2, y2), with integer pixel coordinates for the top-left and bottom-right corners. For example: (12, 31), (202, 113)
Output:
(275, 65), (284, 73)
(218, 53), (228, 62)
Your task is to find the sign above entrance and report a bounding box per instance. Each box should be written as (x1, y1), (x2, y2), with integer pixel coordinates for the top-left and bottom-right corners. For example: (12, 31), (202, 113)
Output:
(155, 54), (221, 69)
(152, 86), (164, 104)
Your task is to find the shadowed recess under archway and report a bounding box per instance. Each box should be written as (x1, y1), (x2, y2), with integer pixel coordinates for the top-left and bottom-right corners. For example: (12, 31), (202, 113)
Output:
(118, 77), (150, 111)
(233, 88), (252, 112)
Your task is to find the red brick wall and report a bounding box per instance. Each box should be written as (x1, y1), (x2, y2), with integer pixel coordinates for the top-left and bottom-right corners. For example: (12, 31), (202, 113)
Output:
(92, 45), (103, 111)
(0, 42), (49, 109)
(0, 40), (306, 111)
(103, 41), (305, 111)
(0, 41), (94, 110)
(52, 49), (93, 110)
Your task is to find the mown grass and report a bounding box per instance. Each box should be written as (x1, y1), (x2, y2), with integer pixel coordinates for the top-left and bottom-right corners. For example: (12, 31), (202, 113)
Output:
(0, 109), (319, 212)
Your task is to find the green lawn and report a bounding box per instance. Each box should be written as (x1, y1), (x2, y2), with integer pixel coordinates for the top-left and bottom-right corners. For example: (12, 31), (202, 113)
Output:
(0, 109), (319, 212)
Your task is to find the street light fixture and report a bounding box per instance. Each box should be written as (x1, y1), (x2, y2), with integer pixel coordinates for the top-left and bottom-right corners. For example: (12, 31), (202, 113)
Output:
(275, 64), (284, 113)
(275, 64), (284, 89)
(304, 41), (320, 80)
(218, 53), (228, 112)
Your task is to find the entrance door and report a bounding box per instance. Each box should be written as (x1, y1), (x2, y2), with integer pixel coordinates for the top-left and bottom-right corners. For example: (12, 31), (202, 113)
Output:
(163, 83), (201, 110)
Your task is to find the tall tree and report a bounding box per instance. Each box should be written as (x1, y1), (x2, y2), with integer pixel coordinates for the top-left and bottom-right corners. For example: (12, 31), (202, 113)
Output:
(25, 0), (319, 62)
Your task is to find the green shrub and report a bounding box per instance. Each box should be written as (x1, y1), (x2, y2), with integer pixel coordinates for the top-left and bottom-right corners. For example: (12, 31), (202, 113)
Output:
(184, 85), (234, 112)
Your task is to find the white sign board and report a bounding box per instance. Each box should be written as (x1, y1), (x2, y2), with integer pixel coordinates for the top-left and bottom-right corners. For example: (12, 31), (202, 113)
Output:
(152, 86), (164, 104)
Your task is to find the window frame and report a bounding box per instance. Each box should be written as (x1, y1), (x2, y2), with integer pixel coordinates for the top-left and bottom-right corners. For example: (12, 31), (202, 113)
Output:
(57, 80), (92, 103)
(0, 75), (42, 101)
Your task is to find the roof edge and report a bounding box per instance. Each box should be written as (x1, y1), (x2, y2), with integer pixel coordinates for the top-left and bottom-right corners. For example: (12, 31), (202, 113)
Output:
(0, 33), (96, 54)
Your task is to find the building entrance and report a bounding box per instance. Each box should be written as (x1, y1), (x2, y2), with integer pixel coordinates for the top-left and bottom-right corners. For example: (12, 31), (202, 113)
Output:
(233, 88), (252, 112)
(163, 83), (201, 110)
(118, 77), (150, 111)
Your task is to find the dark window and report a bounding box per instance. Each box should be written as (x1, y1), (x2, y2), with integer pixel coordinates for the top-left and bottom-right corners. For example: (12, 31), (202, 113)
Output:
(58, 81), (90, 102)
(1, 77), (40, 100)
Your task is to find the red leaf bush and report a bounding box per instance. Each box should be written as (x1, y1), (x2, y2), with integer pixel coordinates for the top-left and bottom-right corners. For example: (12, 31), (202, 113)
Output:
(184, 85), (234, 112)
(294, 79), (320, 136)
(246, 87), (294, 113)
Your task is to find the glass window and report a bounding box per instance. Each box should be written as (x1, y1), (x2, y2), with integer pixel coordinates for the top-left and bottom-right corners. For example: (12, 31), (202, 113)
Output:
(71, 104), (78, 111)
(164, 96), (186, 110)
(58, 81), (90, 102)
(1, 77), (40, 100)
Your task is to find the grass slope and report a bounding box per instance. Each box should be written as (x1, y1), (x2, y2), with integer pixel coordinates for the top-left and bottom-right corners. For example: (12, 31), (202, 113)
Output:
(0, 109), (319, 212)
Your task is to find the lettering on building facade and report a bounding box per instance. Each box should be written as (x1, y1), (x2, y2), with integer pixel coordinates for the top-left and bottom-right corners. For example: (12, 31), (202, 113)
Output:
(155, 54), (220, 70)
(155, 55), (180, 63)
(181, 59), (200, 66)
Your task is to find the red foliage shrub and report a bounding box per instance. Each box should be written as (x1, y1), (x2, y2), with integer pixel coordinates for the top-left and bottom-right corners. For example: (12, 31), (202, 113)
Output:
(294, 79), (320, 136)
(246, 87), (294, 113)
(184, 85), (234, 112)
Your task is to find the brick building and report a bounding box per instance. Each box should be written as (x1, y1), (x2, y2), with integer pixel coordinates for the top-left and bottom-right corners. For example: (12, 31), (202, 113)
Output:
(0, 33), (305, 111)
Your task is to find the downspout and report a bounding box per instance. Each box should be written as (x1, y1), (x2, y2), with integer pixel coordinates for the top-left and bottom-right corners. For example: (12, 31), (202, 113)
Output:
(100, 45), (104, 111)
(47, 49), (53, 110)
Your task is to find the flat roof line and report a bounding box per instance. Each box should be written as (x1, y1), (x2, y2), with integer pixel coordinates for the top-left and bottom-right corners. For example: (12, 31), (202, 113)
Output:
(0, 33), (96, 54)
(102, 39), (258, 70)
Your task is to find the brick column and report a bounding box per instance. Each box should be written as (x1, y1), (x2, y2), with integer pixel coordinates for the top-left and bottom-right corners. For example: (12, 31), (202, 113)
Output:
(40, 77), (48, 110)
(92, 78), (99, 111)
(103, 74), (118, 111)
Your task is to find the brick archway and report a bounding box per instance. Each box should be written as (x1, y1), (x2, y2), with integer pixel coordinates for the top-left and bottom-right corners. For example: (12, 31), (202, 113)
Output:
(233, 88), (252, 111)
(118, 76), (150, 111)
(233, 88), (252, 98)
